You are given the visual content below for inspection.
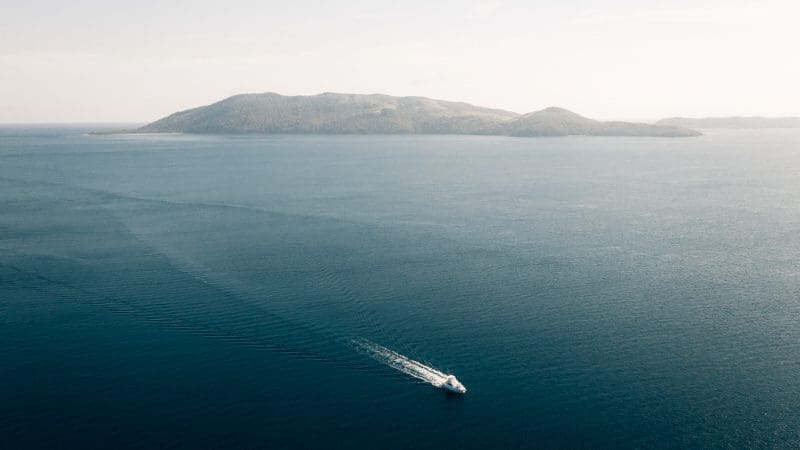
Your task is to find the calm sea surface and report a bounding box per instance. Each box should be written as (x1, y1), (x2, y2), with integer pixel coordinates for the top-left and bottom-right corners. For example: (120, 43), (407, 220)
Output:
(2, 126), (800, 448)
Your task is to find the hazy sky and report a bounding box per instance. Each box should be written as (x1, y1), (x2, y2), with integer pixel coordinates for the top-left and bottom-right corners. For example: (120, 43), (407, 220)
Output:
(1, 0), (799, 122)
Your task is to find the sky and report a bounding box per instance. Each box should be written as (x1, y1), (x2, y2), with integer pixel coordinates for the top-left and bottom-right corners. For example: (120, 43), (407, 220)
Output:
(1, 0), (799, 123)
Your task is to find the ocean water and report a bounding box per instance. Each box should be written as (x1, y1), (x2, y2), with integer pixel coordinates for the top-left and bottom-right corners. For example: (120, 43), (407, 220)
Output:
(2, 126), (800, 448)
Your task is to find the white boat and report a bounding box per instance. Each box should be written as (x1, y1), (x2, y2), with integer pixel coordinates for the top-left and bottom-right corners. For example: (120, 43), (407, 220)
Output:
(440, 375), (467, 394)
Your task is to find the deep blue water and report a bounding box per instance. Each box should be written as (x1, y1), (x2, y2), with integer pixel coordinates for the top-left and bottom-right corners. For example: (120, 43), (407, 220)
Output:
(2, 126), (800, 448)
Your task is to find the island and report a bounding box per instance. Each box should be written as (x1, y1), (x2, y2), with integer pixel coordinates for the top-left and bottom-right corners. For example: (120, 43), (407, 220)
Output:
(657, 116), (800, 129)
(103, 92), (702, 137)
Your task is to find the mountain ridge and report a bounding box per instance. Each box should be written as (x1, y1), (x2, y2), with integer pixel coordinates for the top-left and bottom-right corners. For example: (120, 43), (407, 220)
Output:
(105, 92), (701, 137)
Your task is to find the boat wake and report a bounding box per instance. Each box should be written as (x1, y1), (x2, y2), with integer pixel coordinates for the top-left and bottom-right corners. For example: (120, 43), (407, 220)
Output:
(354, 339), (450, 388)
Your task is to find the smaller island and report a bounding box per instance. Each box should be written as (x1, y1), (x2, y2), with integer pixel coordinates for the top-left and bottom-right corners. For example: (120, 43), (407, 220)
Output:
(657, 116), (800, 129)
(101, 92), (701, 137)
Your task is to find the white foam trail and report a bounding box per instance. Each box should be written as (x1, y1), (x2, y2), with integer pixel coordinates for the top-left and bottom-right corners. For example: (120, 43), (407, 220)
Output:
(354, 339), (449, 388)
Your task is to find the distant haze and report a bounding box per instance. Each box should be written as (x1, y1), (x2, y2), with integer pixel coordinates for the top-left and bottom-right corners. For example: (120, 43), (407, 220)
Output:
(1, 0), (799, 123)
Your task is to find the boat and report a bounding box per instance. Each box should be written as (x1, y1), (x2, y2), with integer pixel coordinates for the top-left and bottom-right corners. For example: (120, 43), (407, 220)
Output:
(440, 375), (467, 394)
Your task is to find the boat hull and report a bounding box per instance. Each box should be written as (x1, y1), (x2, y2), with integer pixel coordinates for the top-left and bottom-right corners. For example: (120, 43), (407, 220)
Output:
(441, 381), (467, 394)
